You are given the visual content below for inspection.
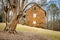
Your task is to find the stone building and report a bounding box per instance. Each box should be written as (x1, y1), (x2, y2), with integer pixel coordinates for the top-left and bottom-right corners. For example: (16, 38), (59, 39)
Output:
(24, 4), (46, 28)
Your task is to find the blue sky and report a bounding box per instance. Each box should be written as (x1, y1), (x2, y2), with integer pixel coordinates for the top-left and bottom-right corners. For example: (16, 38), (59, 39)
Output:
(28, 0), (59, 7)
(46, 0), (59, 8)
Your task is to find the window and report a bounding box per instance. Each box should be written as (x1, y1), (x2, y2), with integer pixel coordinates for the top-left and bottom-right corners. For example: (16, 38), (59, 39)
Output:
(34, 7), (36, 10)
(33, 7), (37, 12)
(33, 14), (36, 18)
(33, 21), (36, 24)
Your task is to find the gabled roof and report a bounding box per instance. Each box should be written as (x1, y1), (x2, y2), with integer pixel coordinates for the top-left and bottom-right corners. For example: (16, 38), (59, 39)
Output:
(24, 4), (46, 16)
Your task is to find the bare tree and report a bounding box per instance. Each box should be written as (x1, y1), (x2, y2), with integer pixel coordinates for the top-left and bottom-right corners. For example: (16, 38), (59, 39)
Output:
(3, 0), (25, 33)
(3, 0), (40, 33)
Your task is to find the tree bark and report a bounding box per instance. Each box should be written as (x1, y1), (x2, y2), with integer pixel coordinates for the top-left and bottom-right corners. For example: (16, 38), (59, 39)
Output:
(4, 0), (23, 33)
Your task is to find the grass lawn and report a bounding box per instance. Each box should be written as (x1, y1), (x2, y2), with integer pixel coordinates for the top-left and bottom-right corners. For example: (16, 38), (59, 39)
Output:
(0, 23), (60, 40)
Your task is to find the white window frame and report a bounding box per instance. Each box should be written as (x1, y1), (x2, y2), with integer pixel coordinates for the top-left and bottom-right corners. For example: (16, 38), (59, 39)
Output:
(33, 13), (36, 18)
(33, 21), (36, 24)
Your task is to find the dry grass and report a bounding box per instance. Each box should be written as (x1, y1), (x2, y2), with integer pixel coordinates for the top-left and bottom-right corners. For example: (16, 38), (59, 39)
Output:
(0, 23), (60, 40)
(16, 24), (60, 40)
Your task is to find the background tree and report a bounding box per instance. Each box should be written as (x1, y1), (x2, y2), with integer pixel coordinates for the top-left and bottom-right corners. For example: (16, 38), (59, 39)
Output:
(46, 3), (59, 30)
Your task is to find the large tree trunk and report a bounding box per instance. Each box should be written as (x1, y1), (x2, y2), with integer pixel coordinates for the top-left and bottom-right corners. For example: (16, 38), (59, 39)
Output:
(4, 0), (24, 33)
(4, 10), (22, 33)
(9, 12), (22, 32)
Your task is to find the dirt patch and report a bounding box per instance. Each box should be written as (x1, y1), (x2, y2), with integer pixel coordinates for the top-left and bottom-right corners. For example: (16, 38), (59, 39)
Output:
(0, 31), (54, 40)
